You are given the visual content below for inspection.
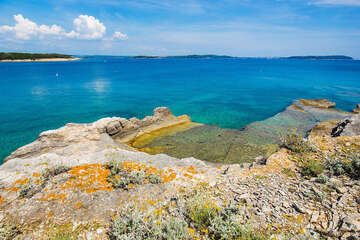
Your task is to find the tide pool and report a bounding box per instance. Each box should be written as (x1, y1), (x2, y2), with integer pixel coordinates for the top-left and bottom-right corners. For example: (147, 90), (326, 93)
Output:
(1, 57), (360, 162)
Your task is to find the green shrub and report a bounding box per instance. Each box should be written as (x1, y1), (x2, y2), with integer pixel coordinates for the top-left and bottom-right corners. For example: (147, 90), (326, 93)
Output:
(282, 168), (296, 178)
(109, 214), (190, 240)
(315, 175), (329, 184)
(301, 160), (324, 177)
(280, 129), (315, 154)
(326, 154), (360, 179)
(0, 222), (21, 240)
(41, 165), (70, 183)
(148, 174), (162, 184)
(209, 214), (266, 240)
(18, 181), (35, 198)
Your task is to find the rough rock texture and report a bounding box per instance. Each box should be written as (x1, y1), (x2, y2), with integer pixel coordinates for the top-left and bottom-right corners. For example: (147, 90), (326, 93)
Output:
(1, 103), (359, 239)
(308, 120), (340, 137)
(332, 114), (360, 137)
(4, 107), (191, 162)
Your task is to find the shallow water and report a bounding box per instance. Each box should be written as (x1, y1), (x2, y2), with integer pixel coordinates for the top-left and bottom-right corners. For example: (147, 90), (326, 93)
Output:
(1, 57), (360, 162)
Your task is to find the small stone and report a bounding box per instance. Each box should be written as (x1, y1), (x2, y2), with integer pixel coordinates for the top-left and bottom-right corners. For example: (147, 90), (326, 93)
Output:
(292, 203), (306, 214)
(311, 211), (320, 223)
(340, 214), (360, 232)
(336, 187), (348, 194)
(282, 202), (290, 208)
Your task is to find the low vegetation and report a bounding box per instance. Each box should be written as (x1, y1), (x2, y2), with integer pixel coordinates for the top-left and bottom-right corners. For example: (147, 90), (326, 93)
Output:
(0, 222), (21, 240)
(17, 165), (70, 199)
(107, 160), (162, 190)
(109, 185), (267, 240)
(281, 129), (360, 180)
(0, 52), (73, 60)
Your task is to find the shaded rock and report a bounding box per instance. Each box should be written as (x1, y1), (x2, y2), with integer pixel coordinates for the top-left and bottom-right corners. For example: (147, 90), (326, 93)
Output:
(332, 114), (360, 137)
(340, 214), (360, 232)
(308, 120), (339, 137)
(292, 203), (306, 214)
(255, 156), (267, 165)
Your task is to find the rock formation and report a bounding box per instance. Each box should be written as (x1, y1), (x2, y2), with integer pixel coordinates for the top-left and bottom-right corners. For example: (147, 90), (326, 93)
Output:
(1, 102), (359, 240)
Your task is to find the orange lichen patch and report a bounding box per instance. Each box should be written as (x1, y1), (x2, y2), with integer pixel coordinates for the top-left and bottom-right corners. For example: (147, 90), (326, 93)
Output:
(187, 166), (198, 174)
(0, 196), (5, 204)
(47, 212), (54, 217)
(74, 202), (83, 209)
(184, 173), (193, 179)
(39, 193), (67, 201)
(61, 164), (114, 193)
(5, 178), (30, 192)
(32, 172), (41, 178)
(162, 172), (177, 183)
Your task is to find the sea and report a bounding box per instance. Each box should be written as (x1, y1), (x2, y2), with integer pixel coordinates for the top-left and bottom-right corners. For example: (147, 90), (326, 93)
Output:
(1, 57), (360, 162)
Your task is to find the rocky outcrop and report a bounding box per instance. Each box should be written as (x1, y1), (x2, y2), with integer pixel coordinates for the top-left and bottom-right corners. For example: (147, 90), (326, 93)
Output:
(4, 107), (193, 162)
(1, 104), (360, 240)
(298, 99), (336, 109)
(331, 114), (360, 137)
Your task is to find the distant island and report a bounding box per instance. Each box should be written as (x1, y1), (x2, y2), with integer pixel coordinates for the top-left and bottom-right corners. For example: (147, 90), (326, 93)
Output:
(283, 55), (353, 60)
(132, 54), (234, 59)
(0, 52), (80, 62)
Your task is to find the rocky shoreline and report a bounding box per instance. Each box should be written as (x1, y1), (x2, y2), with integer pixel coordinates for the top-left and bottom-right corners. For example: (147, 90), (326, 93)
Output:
(0, 100), (359, 240)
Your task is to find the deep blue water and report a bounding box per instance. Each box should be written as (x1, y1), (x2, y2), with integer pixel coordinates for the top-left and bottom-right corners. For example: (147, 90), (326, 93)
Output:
(1, 57), (360, 162)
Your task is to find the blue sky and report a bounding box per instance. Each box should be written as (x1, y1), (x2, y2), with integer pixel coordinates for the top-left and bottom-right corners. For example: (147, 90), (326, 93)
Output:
(0, 0), (359, 57)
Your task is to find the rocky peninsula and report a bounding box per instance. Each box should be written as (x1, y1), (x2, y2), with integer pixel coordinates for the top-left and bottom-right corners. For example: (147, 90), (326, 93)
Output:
(0, 100), (359, 240)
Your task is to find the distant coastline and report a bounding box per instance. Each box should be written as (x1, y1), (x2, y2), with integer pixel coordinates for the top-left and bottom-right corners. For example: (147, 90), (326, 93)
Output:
(282, 55), (353, 60)
(131, 54), (353, 60)
(0, 57), (81, 62)
(0, 52), (80, 62)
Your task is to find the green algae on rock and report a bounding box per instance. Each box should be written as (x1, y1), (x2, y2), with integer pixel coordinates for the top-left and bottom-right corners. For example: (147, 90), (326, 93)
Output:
(131, 99), (354, 164)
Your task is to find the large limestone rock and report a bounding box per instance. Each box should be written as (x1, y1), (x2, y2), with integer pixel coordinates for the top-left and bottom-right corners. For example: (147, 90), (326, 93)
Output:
(4, 107), (185, 162)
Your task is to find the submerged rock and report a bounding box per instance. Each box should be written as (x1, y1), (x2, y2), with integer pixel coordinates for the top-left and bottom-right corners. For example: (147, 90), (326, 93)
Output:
(134, 99), (352, 164)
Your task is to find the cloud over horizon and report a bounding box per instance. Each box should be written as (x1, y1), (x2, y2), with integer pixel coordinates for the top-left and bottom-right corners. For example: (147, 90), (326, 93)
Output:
(0, 14), (127, 41)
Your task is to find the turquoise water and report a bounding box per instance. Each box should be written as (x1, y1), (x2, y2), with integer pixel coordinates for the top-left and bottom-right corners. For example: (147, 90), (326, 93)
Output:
(1, 57), (360, 162)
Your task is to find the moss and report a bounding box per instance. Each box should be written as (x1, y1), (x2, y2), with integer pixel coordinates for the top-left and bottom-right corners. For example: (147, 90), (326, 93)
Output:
(282, 168), (296, 178)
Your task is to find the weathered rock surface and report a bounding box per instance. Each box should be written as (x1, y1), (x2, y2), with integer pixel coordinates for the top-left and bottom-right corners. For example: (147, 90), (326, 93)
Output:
(332, 114), (360, 137)
(4, 107), (193, 162)
(1, 103), (359, 240)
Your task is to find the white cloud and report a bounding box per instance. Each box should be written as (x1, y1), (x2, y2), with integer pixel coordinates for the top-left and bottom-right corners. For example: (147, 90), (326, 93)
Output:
(0, 14), (127, 41)
(113, 31), (128, 40)
(0, 14), (65, 40)
(68, 15), (106, 40)
(310, 0), (360, 6)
